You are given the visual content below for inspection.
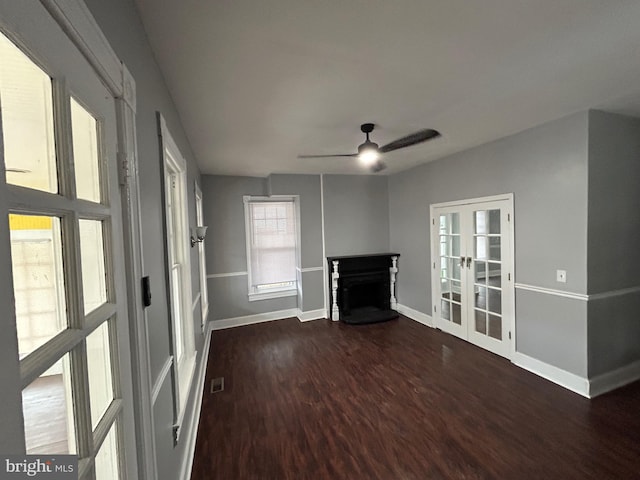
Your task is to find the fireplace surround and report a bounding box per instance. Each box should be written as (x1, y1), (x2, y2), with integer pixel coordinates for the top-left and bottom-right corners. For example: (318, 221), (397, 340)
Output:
(327, 253), (399, 324)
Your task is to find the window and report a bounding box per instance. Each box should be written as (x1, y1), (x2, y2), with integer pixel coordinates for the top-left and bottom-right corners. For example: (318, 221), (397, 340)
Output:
(244, 196), (299, 301)
(159, 114), (196, 437)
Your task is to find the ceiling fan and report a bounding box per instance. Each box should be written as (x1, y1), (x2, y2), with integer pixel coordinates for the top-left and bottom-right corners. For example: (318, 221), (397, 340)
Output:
(298, 123), (440, 173)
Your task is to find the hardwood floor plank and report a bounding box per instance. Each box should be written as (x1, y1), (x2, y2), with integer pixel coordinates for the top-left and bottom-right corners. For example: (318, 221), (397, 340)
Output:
(191, 316), (640, 479)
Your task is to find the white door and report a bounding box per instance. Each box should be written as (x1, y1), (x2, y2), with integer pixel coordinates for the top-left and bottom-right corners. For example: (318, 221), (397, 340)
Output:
(0, 3), (134, 478)
(431, 195), (514, 358)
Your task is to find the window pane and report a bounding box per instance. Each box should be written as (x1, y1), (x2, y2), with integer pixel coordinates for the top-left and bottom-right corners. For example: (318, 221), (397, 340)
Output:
(0, 32), (57, 193)
(79, 219), (107, 314)
(10, 214), (67, 357)
(71, 98), (101, 202)
(249, 201), (297, 289)
(95, 422), (120, 480)
(475, 210), (487, 234)
(22, 354), (76, 454)
(87, 322), (114, 429)
(488, 209), (501, 234)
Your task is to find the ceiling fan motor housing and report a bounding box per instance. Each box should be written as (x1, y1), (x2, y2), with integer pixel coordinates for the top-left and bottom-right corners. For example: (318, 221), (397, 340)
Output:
(358, 140), (379, 153)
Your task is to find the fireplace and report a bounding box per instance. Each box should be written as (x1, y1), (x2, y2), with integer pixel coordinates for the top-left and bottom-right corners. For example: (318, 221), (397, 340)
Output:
(327, 253), (399, 324)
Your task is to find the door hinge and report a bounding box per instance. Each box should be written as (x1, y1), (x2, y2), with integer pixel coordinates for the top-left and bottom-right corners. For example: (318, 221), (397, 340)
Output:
(507, 213), (511, 222)
(434, 305), (437, 313)
(508, 273), (511, 281)
(433, 262), (436, 269)
(117, 152), (129, 186)
(509, 331), (512, 340)
(432, 218), (435, 225)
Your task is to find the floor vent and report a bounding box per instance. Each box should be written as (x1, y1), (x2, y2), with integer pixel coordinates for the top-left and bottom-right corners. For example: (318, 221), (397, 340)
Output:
(210, 377), (224, 394)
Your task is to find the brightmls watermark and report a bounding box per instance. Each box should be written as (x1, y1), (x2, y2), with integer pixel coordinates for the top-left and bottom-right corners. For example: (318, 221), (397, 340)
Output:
(0, 456), (77, 479)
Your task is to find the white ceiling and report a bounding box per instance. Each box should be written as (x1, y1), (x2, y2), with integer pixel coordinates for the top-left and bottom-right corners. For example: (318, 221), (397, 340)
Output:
(135, 0), (640, 176)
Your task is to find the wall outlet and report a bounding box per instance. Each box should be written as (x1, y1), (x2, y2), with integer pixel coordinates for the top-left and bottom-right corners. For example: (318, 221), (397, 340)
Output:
(556, 269), (567, 283)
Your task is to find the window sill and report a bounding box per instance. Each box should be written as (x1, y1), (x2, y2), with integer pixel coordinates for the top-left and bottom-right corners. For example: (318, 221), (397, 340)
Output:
(248, 288), (297, 302)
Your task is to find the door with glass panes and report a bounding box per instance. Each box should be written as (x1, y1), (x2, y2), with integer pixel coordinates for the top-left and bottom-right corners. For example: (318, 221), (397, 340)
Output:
(0, 3), (133, 478)
(432, 196), (513, 358)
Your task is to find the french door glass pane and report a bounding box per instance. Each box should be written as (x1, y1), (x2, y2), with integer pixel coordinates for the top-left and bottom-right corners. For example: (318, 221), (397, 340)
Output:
(71, 98), (101, 202)
(95, 423), (120, 480)
(474, 210), (487, 234)
(86, 321), (114, 429)
(450, 213), (460, 234)
(475, 309), (487, 335)
(9, 214), (67, 357)
(489, 236), (501, 261)
(488, 288), (502, 314)
(451, 302), (462, 325)
(488, 209), (501, 234)
(488, 314), (502, 340)
(22, 354), (76, 454)
(475, 236), (487, 260)
(0, 32), (57, 193)
(79, 219), (107, 314)
(441, 299), (450, 321)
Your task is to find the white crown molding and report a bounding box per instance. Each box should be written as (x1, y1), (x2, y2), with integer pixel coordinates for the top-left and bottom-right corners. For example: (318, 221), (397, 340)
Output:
(396, 304), (434, 328)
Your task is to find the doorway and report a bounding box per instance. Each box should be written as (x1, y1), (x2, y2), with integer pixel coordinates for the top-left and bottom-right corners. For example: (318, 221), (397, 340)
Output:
(430, 194), (515, 358)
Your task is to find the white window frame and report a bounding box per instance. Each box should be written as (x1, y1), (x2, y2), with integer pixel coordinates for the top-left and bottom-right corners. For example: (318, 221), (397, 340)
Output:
(194, 182), (208, 330)
(159, 114), (196, 438)
(243, 195), (300, 302)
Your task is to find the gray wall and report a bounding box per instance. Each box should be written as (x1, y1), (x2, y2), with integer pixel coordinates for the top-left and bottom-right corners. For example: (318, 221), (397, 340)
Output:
(82, 1), (204, 479)
(586, 110), (640, 376)
(202, 175), (299, 320)
(323, 175), (390, 257)
(389, 112), (590, 375)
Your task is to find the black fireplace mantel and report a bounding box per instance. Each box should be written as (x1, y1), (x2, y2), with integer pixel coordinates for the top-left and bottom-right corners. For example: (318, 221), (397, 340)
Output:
(327, 253), (400, 324)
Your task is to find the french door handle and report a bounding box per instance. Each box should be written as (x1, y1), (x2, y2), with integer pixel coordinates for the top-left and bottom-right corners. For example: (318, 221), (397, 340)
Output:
(460, 256), (465, 268)
(466, 257), (472, 268)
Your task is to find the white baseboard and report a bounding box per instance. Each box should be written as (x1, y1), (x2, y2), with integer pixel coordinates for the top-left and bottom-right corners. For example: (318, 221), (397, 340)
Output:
(589, 358), (640, 398)
(180, 323), (213, 480)
(297, 308), (327, 322)
(210, 308), (299, 330)
(512, 352), (589, 398)
(396, 303), (434, 327)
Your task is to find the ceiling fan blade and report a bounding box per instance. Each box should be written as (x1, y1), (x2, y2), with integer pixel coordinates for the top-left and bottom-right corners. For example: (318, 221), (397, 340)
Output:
(379, 129), (440, 153)
(297, 153), (357, 159)
(370, 161), (387, 173)
(5, 168), (31, 173)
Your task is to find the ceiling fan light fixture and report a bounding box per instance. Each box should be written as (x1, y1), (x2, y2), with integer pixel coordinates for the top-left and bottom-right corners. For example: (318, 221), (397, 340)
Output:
(358, 148), (379, 166)
(357, 140), (379, 166)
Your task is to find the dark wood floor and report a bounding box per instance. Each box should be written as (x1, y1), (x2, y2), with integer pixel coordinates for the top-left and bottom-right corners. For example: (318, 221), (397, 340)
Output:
(191, 316), (640, 479)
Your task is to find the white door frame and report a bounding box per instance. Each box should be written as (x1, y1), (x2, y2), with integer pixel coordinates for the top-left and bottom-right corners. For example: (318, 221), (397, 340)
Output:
(40, 2), (156, 479)
(430, 193), (516, 359)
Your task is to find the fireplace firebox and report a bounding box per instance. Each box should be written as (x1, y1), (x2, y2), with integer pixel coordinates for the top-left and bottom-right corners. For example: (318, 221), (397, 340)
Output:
(327, 253), (399, 324)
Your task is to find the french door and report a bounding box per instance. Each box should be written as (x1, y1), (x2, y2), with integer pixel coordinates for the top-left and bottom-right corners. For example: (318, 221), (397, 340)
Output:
(0, 2), (135, 478)
(431, 195), (514, 358)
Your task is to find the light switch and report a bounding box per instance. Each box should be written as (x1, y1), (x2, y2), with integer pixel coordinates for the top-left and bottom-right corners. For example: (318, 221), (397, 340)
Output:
(556, 270), (567, 283)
